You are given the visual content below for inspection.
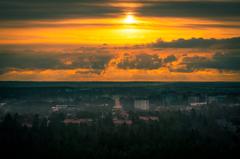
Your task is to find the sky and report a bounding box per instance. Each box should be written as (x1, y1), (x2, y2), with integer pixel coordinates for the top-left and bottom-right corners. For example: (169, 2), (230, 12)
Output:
(0, 0), (240, 81)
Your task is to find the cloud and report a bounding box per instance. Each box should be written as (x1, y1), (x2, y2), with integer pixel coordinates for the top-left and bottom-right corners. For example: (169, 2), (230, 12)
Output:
(117, 53), (162, 70)
(75, 69), (103, 75)
(163, 55), (177, 63)
(0, 44), (240, 81)
(0, 0), (121, 20)
(183, 24), (240, 29)
(151, 37), (240, 49)
(117, 54), (177, 70)
(137, 1), (240, 21)
(0, 49), (113, 75)
(0, 1), (239, 21)
(170, 51), (240, 72)
(0, 52), (60, 70)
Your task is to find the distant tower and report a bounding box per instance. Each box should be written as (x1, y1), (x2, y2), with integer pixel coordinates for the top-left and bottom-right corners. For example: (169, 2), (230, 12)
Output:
(112, 96), (122, 116)
(113, 96), (122, 110)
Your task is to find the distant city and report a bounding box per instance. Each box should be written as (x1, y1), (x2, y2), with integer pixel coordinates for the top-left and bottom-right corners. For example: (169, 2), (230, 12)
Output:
(0, 82), (240, 127)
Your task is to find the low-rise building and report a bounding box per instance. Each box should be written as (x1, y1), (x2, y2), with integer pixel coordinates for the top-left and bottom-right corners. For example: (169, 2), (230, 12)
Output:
(112, 118), (133, 125)
(134, 99), (149, 111)
(63, 118), (93, 125)
(139, 116), (159, 122)
(190, 102), (207, 107)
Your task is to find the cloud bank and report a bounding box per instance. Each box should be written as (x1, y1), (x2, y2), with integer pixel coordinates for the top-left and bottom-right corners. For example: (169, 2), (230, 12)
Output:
(151, 37), (240, 49)
(0, 0), (239, 21)
(0, 50), (113, 75)
(0, 36), (240, 81)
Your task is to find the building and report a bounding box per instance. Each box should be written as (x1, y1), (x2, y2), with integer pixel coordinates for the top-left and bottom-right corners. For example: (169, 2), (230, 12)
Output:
(112, 96), (122, 115)
(134, 99), (149, 111)
(139, 116), (159, 122)
(51, 105), (68, 112)
(112, 118), (133, 125)
(113, 96), (122, 110)
(188, 95), (207, 107)
(190, 102), (207, 107)
(207, 96), (218, 104)
(63, 118), (93, 125)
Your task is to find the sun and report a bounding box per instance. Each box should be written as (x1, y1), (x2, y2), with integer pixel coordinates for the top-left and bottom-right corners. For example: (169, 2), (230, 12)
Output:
(123, 14), (137, 24)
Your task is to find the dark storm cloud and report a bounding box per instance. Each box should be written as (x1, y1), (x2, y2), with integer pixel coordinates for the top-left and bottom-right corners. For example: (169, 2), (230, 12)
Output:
(0, 51), (113, 74)
(137, 1), (240, 21)
(171, 51), (240, 72)
(151, 37), (240, 49)
(0, 0), (240, 21)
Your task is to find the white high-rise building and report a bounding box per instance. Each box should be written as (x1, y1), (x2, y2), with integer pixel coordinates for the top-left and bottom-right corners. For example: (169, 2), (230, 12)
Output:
(113, 96), (122, 110)
(112, 96), (122, 116)
(134, 99), (149, 111)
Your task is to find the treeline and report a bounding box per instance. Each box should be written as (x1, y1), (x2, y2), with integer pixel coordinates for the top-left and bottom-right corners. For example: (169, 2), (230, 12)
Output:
(0, 106), (240, 159)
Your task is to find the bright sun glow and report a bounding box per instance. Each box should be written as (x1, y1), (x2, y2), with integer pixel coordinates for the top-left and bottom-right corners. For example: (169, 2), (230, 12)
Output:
(123, 14), (137, 24)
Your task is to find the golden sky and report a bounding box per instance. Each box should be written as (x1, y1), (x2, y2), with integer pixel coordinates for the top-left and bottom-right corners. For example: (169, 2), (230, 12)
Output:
(1, 15), (240, 45)
(0, 0), (240, 81)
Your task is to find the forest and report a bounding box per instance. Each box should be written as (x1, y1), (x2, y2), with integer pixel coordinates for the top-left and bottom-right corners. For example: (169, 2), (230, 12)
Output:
(0, 104), (239, 159)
